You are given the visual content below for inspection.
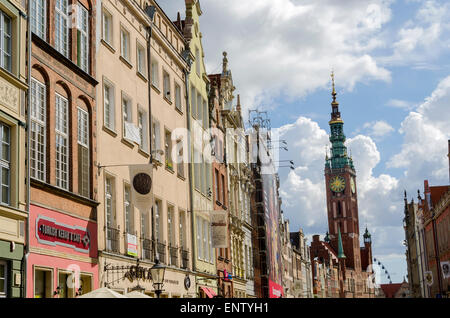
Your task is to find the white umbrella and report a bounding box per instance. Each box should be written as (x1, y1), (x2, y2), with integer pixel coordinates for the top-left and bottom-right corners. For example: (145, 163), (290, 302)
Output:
(126, 291), (153, 298)
(78, 287), (127, 298)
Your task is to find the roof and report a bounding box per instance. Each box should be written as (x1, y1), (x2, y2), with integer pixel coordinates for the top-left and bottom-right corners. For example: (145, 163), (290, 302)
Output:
(380, 283), (403, 298)
(430, 186), (450, 206)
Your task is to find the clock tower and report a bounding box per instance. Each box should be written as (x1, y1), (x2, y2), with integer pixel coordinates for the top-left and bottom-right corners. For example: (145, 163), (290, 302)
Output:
(324, 72), (362, 271)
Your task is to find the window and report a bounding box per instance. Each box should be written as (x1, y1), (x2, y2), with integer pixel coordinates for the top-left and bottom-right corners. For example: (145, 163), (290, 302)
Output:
(120, 27), (130, 61)
(214, 169), (219, 202)
(137, 110), (148, 151)
(155, 200), (163, 242)
(122, 94), (132, 139)
(152, 118), (162, 162)
(30, 78), (46, 181)
(195, 47), (200, 75)
(31, 0), (46, 39)
(209, 221), (214, 263)
(0, 10), (11, 72)
(34, 267), (52, 298)
(77, 108), (89, 197)
(58, 271), (74, 298)
(77, 4), (89, 73)
(203, 219), (208, 261)
(196, 216), (202, 260)
(167, 205), (175, 246)
(55, 94), (69, 190)
(0, 123), (10, 205)
(137, 44), (146, 76)
(102, 8), (112, 44)
(221, 174), (225, 204)
(140, 210), (149, 239)
(179, 210), (186, 249)
(79, 274), (92, 296)
(103, 81), (115, 130)
(197, 93), (202, 125)
(176, 139), (184, 178)
(190, 86), (196, 118)
(0, 261), (6, 297)
(194, 149), (200, 191)
(203, 99), (208, 130)
(124, 184), (133, 234)
(105, 176), (115, 228)
(175, 83), (182, 112)
(163, 71), (170, 101)
(200, 156), (205, 194)
(151, 60), (159, 88)
(55, 0), (69, 57)
(165, 130), (173, 171)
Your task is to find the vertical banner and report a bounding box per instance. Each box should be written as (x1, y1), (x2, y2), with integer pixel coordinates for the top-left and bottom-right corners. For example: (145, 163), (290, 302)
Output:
(129, 164), (153, 212)
(211, 210), (227, 248)
(127, 233), (138, 257)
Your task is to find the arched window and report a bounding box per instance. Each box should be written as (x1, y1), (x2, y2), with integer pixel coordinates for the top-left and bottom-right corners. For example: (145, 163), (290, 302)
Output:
(77, 98), (90, 197)
(30, 68), (48, 182)
(55, 83), (70, 190)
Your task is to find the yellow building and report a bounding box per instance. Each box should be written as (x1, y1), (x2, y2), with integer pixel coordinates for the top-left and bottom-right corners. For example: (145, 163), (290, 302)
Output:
(0, 0), (28, 298)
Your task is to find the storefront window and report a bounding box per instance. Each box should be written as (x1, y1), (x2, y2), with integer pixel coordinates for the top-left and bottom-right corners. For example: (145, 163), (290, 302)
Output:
(34, 268), (52, 298)
(58, 272), (74, 298)
(79, 274), (92, 296)
(0, 261), (6, 297)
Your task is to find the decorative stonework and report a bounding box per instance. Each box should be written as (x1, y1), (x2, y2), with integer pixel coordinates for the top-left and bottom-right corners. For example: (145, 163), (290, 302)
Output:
(0, 76), (19, 113)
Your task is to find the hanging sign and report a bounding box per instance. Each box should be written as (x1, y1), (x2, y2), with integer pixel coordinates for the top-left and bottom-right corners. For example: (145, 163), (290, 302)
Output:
(211, 210), (227, 248)
(127, 234), (138, 257)
(129, 164), (153, 212)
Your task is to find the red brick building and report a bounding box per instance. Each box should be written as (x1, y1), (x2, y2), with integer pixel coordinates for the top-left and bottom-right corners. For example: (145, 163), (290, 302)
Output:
(26, 0), (99, 298)
(208, 66), (232, 298)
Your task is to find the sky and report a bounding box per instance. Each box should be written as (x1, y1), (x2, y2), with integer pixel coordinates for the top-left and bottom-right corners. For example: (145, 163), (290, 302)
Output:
(157, 0), (450, 284)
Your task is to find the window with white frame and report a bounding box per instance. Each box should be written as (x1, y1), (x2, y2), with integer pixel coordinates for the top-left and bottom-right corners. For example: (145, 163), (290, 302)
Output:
(105, 176), (115, 228)
(77, 108), (89, 197)
(151, 60), (159, 88)
(193, 148), (200, 191)
(179, 210), (186, 249)
(55, 94), (69, 190)
(165, 129), (173, 171)
(163, 71), (170, 101)
(195, 47), (200, 75)
(31, 0), (46, 40)
(0, 10), (11, 72)
(124, 184), (133, 234)
(120, 27), (130, 61)
(30, 78), (46, 181)
(77, 4), (89, 73)
(140, 210), (149, 239)
(155, 199), (163, 242)
(137, 44), (146, 76)
(203, 99), (208, 130)
(167, 205), (175, 247)
(137, 110), (148, 151)
(209, 221), (213, 263)
(190, 86), (196, 118)
(102, 7), (112, 45)
(55, 0), (69, 57)
(122, 94), (132, 139)
(176, 139), (184, 178)
(103, 81), (115, 130)
(196, 216), (202, 260)
(175, 83), (182, 112)
(202, 219), (208, 262)
(152, 117), (161, 161)
(0, 123), (10, 205)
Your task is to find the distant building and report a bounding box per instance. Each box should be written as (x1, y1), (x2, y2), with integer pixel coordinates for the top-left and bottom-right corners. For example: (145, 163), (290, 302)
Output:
(379, 280), (410, 298)
(290, 229), (313, 297)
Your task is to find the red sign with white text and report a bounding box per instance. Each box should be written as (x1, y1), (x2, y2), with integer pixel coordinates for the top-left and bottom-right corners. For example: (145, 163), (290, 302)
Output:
(36, 215), (91, 253)
(269, 280), (284, 298)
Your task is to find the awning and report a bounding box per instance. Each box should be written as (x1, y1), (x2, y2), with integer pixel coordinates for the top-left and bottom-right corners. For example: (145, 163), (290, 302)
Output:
(208, 287), (217, 297)
(200, 286), (214, 298)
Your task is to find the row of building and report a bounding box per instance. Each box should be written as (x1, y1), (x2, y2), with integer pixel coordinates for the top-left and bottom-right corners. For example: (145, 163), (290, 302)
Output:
(0, 0), (317, 298)
(403, 142), (450, 298)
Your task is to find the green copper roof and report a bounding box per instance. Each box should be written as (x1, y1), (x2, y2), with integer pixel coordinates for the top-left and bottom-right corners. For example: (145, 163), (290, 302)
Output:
(337, 227), (346, 259)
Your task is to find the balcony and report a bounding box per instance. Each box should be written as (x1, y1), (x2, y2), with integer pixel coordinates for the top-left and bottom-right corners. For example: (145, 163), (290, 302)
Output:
(169, 244), (179, 267)
(141, 238), (155, 262)
(106, 226), (120, 253)
(181, 249), (189, 269)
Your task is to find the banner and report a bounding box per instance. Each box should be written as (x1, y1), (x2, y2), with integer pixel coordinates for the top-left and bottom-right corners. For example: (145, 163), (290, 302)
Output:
(211, 210), (227, 248)
(129, 164), (153, 212)
(441, 261), (450, 279)
(127, 233), (138, 257)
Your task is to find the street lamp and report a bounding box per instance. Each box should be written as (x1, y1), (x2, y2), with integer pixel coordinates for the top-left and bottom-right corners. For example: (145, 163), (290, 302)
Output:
(151, 258), (166, 298)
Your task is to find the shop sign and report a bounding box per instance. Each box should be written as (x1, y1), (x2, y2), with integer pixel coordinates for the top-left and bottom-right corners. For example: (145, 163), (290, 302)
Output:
(36, 215), (91, 253)
(124, 266), (152, 282)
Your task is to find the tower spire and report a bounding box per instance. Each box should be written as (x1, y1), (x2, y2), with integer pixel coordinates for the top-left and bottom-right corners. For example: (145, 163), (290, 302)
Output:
(330, 70), (341, 121)
(338, 226), (346, 259)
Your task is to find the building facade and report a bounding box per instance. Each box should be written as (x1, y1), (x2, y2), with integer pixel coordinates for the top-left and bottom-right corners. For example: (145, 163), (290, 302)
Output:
(27, 0), (99, 298)
(96, 0), (194, 297)
(0, 0), (28, 298)
(290, 229), (313, 298)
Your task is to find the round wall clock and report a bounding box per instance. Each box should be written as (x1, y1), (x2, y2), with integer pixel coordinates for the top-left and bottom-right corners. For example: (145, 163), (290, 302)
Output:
(330, 176), (346, 193)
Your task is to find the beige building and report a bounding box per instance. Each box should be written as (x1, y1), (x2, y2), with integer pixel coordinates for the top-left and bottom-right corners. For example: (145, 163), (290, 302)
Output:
(96, 0), (194, 297)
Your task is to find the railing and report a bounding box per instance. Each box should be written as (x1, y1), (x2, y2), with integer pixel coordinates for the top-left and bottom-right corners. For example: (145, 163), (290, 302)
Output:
(106, 226), (120, 253)
(141, 238), (155, 262)
(169, 245), (178, 267)
(157, 242), (166, 264)
(181, 249), (189, 269)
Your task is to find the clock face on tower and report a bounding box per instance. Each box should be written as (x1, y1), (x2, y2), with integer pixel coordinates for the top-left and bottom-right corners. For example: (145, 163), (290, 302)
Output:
(330, 176), (346, 193)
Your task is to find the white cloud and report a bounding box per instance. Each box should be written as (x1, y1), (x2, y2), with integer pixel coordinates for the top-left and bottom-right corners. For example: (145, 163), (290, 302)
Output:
(362, 120), (395, 138)
(387, 75), (450, 185)
(159, 0), (392, 113)
(386, 99), (414, 110)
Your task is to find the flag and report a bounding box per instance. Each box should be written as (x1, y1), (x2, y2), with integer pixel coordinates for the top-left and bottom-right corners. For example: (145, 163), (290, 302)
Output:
(129, 164), (153, 212)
